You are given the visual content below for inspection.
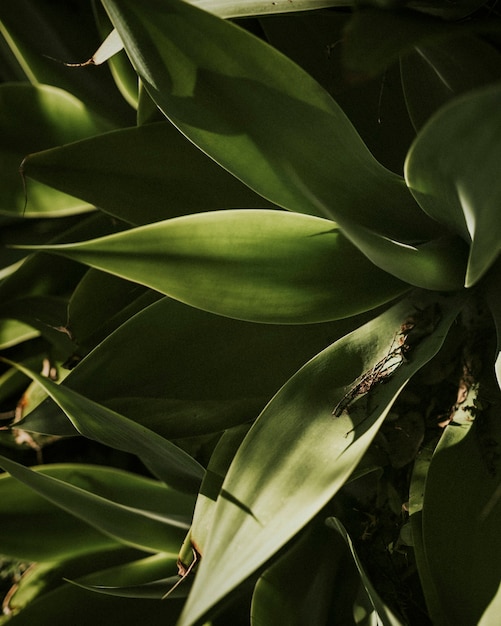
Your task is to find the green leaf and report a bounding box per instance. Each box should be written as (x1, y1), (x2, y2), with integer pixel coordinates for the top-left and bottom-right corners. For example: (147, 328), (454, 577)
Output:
(0, 83), (113, 217)
(422, 418), (501, 625)
(342, 8), (501, 79)
(101, 0), (435, 242)
(179, 294), (462, 625)
(0, 0), (135, 125)
(18, 210), (408, 323)
(20, 296), (364, 440)
(251, 520), (358, 626)
(22, 122), (276, 225)
(0, 463), (190, 561)
(327, 214), (468, 291)
(326, 518), (404, 625)
(400, 36), (501, 131)
(405, 83), (501, 287)
(6, 360), (205, 493)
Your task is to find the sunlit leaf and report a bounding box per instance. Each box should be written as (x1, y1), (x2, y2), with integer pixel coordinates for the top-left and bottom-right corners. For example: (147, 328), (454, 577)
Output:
(406, 83), (501, 287)
(101, 0), (436, 242)
(179, 294), (463, 625)
(17, 210), (408, 323)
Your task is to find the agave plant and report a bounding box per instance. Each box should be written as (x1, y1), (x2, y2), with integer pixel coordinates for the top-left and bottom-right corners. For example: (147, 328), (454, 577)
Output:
(0, 0), (501, 624)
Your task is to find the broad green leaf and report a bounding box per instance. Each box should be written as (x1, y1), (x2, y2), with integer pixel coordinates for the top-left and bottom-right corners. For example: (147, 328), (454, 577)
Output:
(405, 83), (501, 287)
(18, 210), (408, 323)
(101, 0), (436, 242)
(179, 294), (463, 625)
(422, 416), (501, 625)
(0, 455), (191, 554)
(22, 122), (276, 225)
(0, 464), (190, 561)
(7, 360), (205, 493)
(0, 83), (113, 217)
(20, 296), (363, 439)
(401, 36), (501, 131)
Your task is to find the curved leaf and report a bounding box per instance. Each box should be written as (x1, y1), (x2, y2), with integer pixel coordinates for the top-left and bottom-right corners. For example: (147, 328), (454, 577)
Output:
(20, 297), (363, 439)
(179, 294), (463, 625)
(0, 464), (190, 561)
(0, 454), (190, 554)
(405, 83), (501, 287)
(336, 217), (468, 291)
(6, 360), (205, 494)
(18, 210), (408, 323)
(101, 0), (436, 242)
(22, 122), (276, 225)
(401, 36), (501, 131)
(0, 83), (113, 217)
(422, 417), (501, 625)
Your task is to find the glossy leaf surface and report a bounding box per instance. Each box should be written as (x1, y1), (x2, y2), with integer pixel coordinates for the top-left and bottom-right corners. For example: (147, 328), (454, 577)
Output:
(406, 83), (501, 287)
(101, 0), (435, 242)
(20, 210), (408, 323)
(180, 294), (462, 625)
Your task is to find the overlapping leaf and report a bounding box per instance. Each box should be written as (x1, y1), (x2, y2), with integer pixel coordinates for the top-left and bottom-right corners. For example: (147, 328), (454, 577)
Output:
(405, 83), (501, 287)
(22, 122), (276, 225)
(0, 461), (191, 559)
(101, 0), (435, 243)
(179, 294), (463, 625)
(0, 83), (113, 217)
(6, 360), (205, 493)
(0, 456), (188, 554)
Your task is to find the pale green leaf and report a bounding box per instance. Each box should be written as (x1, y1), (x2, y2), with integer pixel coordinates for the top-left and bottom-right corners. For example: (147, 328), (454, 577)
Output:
(179, 294), (463, 625)
(405, 83), (501, 287)
(17, 210), (408, 323)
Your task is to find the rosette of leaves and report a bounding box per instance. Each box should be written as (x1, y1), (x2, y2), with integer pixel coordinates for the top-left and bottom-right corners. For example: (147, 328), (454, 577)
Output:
(0, 0), (501, 624)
